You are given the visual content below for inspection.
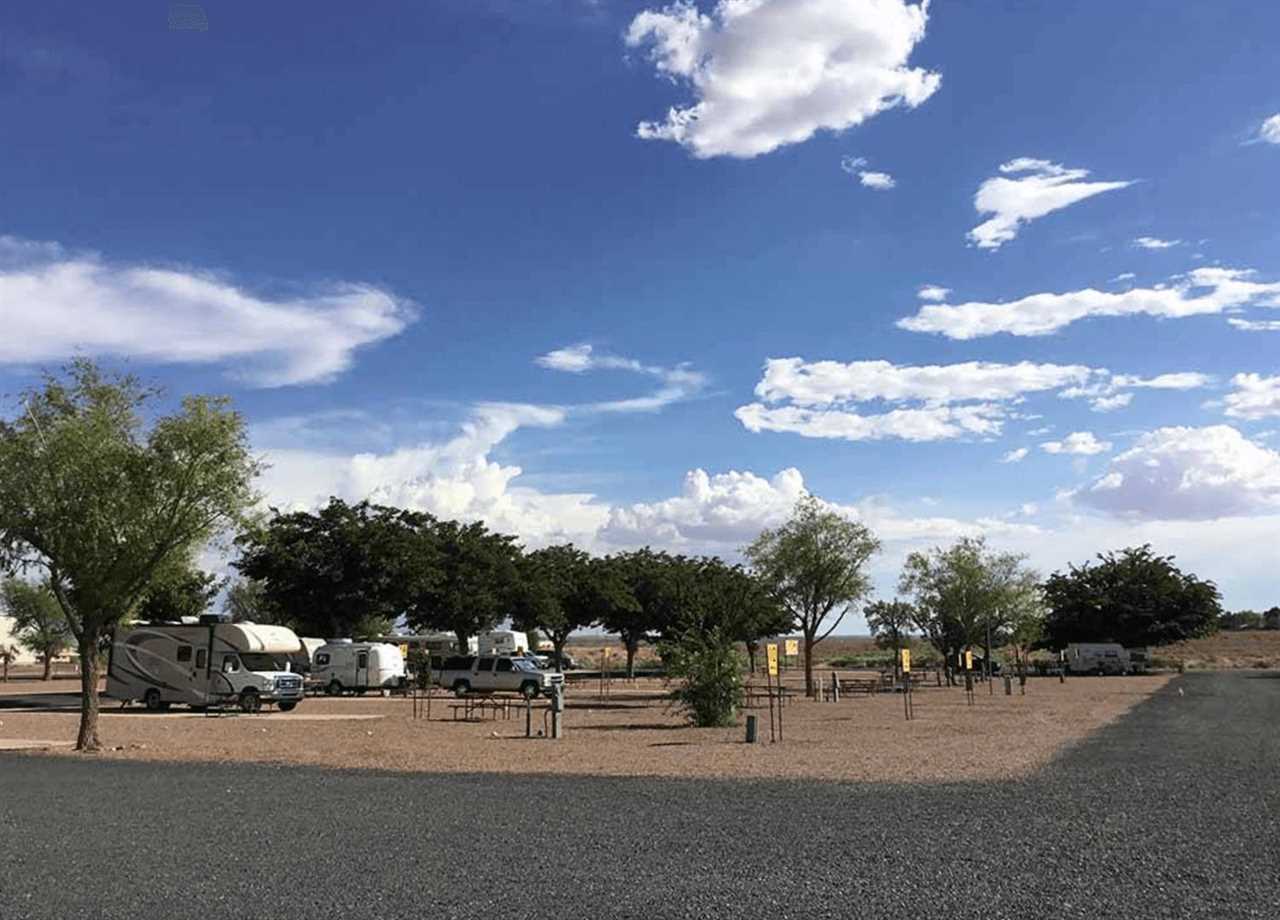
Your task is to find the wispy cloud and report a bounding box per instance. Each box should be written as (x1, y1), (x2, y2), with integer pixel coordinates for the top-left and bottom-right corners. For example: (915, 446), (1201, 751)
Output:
(536, 343), (707, 413)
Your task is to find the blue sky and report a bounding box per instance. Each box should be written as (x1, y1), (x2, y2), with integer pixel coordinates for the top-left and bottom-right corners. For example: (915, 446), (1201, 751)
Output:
(3, 0), (1279, 615)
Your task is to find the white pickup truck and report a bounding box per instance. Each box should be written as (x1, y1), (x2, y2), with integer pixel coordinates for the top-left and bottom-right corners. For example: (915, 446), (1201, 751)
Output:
(435, 655), (564, 699)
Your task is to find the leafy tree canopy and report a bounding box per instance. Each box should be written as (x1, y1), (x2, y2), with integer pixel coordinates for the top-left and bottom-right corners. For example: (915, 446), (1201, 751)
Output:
(1042, 545), (1221, 648)
(137, 560), (223, 623)
(1, 577), (70, 677)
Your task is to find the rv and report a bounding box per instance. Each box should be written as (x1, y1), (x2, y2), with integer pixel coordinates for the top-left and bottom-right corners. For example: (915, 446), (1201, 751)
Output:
(312, 640), (406, 695)
(106, 619), (306, 712)
(477, 629), (529, 656)
(1064, 643), (1131, 676)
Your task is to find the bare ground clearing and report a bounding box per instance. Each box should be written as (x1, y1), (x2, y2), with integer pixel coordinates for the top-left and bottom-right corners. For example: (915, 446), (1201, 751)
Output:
(1, 674), (1173, 782)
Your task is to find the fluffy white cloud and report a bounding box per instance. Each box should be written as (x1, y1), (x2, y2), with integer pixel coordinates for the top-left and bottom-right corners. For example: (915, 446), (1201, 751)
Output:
(736, 401), (1007, 442)
(917, 284), (950, 301)
(535, 342), (707, 413)
(1001, 447), (1029, 464)
(1133, 237), (1181, 250)
(898, 267), (1280, 339)
(0, 235), (414, 386)
(750, 357), (1096, 407)
(1042, 431), (1111, 455)
(1111, 272), (1137, 283)
(967, 158), (1132, 250)
(626, 0), (940, 159)
(1058, 370), (1212, 412)
(1228, 317), (1280, 332)
(1259, 114), (1280, 145)
(1223, 373), (1280, 421)
(1089, 393), (1133, 412)
(859, 170), (896, 190)
(1074, 425), (1280, 519)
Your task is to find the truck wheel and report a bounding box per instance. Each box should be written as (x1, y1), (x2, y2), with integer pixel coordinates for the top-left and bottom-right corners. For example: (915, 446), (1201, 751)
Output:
(326, 679), (343, 696)
(277, 701), (298, 713)
(144, 688), (165, 712)
(452, 680), (470, 698)
(238, 688), (261, 713)
(520, 681), (539, 700)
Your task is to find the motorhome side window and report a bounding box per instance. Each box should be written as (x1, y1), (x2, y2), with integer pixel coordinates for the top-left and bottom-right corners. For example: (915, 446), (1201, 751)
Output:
(176, 645), (192, 663)
(315, 653), (330, 666)
(196, 649), (207, 670)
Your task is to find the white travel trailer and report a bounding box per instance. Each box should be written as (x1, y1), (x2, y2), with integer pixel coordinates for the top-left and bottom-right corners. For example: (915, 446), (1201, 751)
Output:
(477, 629), (529, 656)
(311, 640), (406, 695)
(1065, 642), (1131, 676)
(106, 619), (306, 712)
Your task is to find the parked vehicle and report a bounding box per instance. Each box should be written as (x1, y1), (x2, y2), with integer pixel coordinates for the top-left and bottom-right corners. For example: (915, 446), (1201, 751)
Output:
(538, 651), (579, 671)
(1065, 642), (1131, 675)
(106, 617), (305, 712)
(288, 636), (326, 676)
(312, 640), (406, 695)
(376, 632), (478, 656)
(477, 630), (529, 656)
(435, 654), (564, 699)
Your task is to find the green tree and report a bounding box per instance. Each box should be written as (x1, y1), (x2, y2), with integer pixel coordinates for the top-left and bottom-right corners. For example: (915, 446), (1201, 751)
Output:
(0, 360), (260, 750)
(746, 495), (881, 696)
(136, 562), (223, 623)
(661, 627), (744, 728)
(1043, 545), (1221, 649)
(405, 519), (521, 653)
(234, 498), (431, 639)
(899, 537), (1034, 684)
(223, 577), (279, 625)
(676, 557), (790, 674)
(1265, 607), (1280, 631)
(865, 600), (915, 682)
(512, 545), (633, 671)
(1, 578), (70, 680)
(1220, 610), (1264, 630)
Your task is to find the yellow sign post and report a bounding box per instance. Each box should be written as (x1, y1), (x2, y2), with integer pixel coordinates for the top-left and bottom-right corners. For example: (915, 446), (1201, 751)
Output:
(765, 643), (780, 743)
(900, 648), (914, 721)
(900, 648), (911, 673)
(964, 649), (974, 672)
(963, 649), (975, 706)
(399, 643), (410, 659)
(784, 638), (799, 661)
(766, 643), (779, 677)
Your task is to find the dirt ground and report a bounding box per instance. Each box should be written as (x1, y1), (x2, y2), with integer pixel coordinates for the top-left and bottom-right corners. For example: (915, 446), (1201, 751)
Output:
(2, 672), (1173, 783)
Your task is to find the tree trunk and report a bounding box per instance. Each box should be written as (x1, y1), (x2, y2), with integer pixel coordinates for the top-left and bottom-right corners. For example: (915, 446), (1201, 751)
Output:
(76, 632), (101, 752)
(625, 638), (638, 679)
(42, 653), (53, 681)
(803, 632), (816, 697)
(746, 640), (758, 675)
(455, 631), (470, 655)
(892, 635), (901, 683)
(552, 638), (566, 674)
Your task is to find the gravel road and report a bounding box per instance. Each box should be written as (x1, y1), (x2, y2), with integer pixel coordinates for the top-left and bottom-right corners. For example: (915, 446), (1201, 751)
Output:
(1, 671), (1275, 919)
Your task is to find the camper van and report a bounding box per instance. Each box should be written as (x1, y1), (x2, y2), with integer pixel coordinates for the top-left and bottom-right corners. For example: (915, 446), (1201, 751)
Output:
(106, 619), (306, 712)
(477, 629), (529, 656)
(311, 640), (406, 695)
(1065, 643), (1131, 676)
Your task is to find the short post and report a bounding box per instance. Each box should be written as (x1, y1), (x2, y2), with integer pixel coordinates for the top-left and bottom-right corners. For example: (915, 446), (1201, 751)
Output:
(831, 671), (840, 703)
(525, 697), (533, 738)
(1003, 674), (1012, 696)
(745, 714), (758, 744)
(550, 683), (564, 739)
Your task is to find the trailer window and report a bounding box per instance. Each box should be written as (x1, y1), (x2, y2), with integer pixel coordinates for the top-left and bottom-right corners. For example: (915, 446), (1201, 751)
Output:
(357, 652), (369, 669)
(176, 645), (192, 663)
(196, 649), (207, 670)
(315, 652), (330, 666)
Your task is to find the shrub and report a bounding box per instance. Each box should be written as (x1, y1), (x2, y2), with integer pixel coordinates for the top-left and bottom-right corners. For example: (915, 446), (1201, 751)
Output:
(661, 629), (744, 728)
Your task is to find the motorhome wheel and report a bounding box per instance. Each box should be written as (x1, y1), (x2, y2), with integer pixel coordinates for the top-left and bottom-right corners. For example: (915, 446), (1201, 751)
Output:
(144, 689), (166, 712)
(238, 688), (261, 713)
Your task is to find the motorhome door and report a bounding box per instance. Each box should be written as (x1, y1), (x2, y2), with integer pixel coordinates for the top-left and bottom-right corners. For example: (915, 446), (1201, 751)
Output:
(175, 642), (206, 703)
(355, 650), (369, 688)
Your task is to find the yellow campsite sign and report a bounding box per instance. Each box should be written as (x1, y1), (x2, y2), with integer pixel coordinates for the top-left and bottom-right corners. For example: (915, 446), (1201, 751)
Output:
(964, 650), (974, 671)
(900, 648), (911, 673)
(766, 643), (779, 677)
(399, 643), (409, 659)
(784, 638), (799, 657)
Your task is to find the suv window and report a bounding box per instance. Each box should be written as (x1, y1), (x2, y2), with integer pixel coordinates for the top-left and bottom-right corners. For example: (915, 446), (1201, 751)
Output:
(496, 658), (513, 673)
(476, 657), (495, 672)
(443, 656), (474, 671)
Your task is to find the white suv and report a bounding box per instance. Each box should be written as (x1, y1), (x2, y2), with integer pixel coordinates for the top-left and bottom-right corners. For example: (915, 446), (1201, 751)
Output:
(436, 655), (564, 699)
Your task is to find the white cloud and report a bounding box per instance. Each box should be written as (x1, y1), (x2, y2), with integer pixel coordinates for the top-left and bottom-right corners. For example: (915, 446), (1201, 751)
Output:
(749, 357), (1096, 407)
(0, 235), (415, 387)
(917, 284), (950, 301)
(1133, 236), (1181, 250)
(1089, 393), (1133, 413)
(626, 0), (940, 159)
(859, 171), (896, 190)
(736, 401), (1008, 442)
(1223, 373), (1280, 421)
(1001, 447), (1029, 464)
(1073, 425), (1280, 519)
(898, 267), (1280, 339)
(1111, 272), (1136, 283)
(1258, 114), (1280, 145)
(535, 342), (707, 413)
(1228, 317), (1280, 332)
(1041, 431), (1111, 455)
(967, 158), (1133, 250)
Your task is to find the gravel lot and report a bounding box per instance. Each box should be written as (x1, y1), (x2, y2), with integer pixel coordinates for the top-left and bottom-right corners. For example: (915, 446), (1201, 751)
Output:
(0, 675), (1169, 782)
(1, 671), (1275, 919)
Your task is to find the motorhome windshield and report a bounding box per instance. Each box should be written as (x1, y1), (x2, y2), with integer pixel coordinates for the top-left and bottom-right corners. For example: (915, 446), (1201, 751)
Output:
(239, 653), (285, 672)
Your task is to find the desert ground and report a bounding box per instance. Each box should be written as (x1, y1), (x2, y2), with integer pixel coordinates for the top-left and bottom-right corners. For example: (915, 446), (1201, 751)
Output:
(1, 671), (1172, 782)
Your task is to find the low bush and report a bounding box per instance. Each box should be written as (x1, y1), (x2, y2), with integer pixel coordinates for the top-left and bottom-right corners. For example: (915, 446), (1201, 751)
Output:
(661, 629), (744, 728)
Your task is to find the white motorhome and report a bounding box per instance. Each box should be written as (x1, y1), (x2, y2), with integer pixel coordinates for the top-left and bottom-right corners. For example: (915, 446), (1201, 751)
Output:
(477, 629), (529, 656)
(106, 619), (305, 712)
(312, 640), (406, 695)
(1065, 642), (1131, 676)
